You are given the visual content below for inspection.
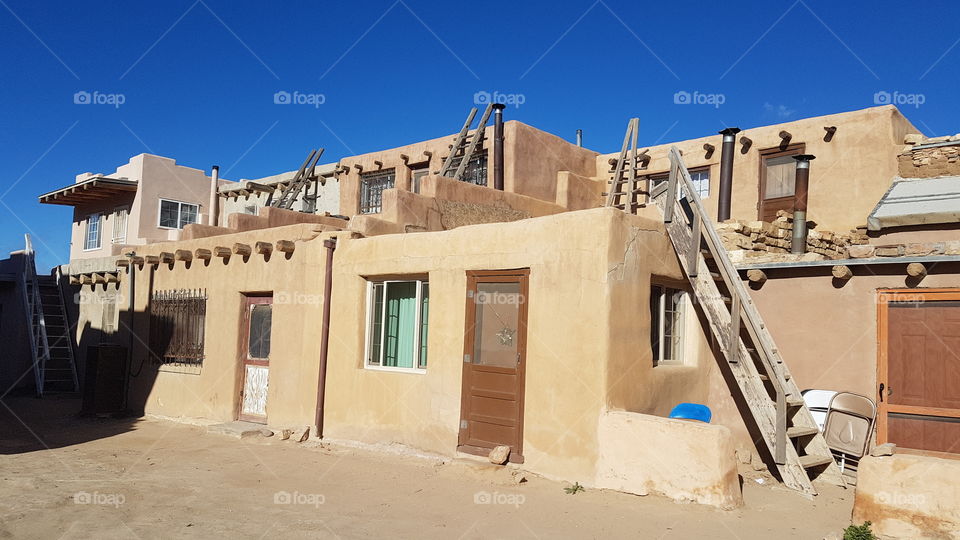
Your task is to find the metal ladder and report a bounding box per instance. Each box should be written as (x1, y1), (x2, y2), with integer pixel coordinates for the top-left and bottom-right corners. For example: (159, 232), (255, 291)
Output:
(268, 148), (324, 210)
(638, 147), (844, 496)
(438, 104), (493, 181)
(23, 235), (79, 395)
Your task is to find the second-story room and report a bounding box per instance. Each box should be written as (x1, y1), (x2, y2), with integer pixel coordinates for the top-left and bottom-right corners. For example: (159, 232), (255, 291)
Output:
(38, 153), (224, 263)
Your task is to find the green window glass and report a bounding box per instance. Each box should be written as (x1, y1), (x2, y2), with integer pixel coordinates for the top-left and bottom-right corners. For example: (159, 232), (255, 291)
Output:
(366, 280), (429, 371)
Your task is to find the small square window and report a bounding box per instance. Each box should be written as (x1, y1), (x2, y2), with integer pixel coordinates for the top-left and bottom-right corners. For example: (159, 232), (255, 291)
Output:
(359, 169), (396, 214)
(159, 199), (199, 229)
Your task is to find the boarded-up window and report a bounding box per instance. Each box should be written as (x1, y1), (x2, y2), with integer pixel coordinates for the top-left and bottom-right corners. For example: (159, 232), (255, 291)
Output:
(764, 155), (797, 199)
(149, 289), (207, 365)
(112, 207), (128, 244)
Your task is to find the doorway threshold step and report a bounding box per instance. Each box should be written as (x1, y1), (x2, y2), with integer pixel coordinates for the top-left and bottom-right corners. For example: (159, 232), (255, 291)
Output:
(207, 421), (273, 439)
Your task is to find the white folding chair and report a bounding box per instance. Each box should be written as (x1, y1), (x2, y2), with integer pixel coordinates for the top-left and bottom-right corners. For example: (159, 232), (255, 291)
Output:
(801, 389), (837, 432)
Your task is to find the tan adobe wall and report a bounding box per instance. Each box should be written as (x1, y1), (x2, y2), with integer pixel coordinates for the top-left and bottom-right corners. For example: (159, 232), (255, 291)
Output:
(596, 106), (918, 232)
(854, 453), (960, 539)
(336, 120), (599, 216)
(742, 264), (960, 400)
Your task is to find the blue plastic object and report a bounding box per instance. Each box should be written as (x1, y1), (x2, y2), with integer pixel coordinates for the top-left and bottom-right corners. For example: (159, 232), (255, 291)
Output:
(668, 403), (712, 423)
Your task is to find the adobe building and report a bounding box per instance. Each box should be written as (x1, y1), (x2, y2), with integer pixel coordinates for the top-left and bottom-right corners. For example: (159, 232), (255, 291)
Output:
(22, 104), (960, 534)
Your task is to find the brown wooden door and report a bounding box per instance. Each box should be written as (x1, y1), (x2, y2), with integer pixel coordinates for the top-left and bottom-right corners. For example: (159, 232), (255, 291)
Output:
(458, 269), (529, 462)
(759, 145), (803, 221)
(238, 295), (273, 423)
(879, 290), (960, 454)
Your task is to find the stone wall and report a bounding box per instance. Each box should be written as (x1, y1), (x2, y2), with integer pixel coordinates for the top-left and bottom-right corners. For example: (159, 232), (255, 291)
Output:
(899, 134), (960, 178)
(718, 211), (868, 264)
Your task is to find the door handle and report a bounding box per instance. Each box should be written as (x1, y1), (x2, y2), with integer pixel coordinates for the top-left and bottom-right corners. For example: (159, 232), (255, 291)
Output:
(878, 383), (885, 402)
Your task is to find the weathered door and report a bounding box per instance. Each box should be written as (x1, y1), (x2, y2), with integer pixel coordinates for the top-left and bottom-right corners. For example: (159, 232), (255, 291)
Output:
(879, 290), (960, 454)
(239, 295), (272, 423)
(458, 270), (529, 462)
(758, 146), (803, 222)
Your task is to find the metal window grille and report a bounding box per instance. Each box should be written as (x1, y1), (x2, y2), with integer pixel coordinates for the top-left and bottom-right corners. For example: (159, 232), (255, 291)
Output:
(461, 152), (488, 186)
(359, 169), (395, 214)
(149, 289), (207, 365)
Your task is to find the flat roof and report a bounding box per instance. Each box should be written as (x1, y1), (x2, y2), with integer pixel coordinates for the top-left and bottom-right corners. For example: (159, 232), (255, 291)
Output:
(39, 176), (138, 206)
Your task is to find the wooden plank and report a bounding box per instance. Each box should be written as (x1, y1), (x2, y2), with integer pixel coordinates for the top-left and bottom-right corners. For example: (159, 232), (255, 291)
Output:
(605, 119), (634, 208)
(688, 211), (701, 277)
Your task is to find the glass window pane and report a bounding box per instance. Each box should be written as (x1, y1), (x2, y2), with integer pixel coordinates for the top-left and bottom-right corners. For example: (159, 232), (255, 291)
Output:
(418, 283), (429, 369)
(179, 203), (198, 228)
(473, 282), (522, 368)
(248, 304), (272, 359)
(85, 214), (101, 250)
(383, 282), (416, 368)
(368, 283), (384, 366)
(765, 155), (796, 198)
(159, 200), (179, 228)
(650, 285), (662, 363)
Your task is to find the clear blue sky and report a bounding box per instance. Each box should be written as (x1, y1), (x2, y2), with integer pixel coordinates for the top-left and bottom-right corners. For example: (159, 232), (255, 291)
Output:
(1, 0), (957, 270)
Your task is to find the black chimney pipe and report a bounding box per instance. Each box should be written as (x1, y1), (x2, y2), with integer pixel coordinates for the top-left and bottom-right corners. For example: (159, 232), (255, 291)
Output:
(492, 103), (505, 190)
(791, 155), (815, 254)
(718, 127), (741, 222)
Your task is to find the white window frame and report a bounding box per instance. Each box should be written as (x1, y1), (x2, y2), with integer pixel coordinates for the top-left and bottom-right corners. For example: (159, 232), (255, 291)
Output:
(652, 285), (687, 366)
(157, 198), (200, 230)
(112, 206), (129, 244)
(84, 213), (102, 251)
(688, 168), (710, 199)
(363, 279), (428, 374)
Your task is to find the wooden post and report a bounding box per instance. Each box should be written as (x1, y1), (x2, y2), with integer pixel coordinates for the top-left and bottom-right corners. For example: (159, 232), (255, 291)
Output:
(831, 265), (853, 280)
(276, 240), (295, 254)
(907, 262), (927, 279)
(214, 247), (232, 258)
(195, 248), (212, 262)
(255, 242), (273, 256)
(233, 243), (252, 257)
(746, 269), (767, 285)
(159, 252), (174, 264)
(174, 249), (193, 262)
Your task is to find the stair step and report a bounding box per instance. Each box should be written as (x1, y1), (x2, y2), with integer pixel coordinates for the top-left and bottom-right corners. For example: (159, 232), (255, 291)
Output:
(787, 395), (804, 407)
(799, 454), (835, 469)
(787, 426), (820, 438)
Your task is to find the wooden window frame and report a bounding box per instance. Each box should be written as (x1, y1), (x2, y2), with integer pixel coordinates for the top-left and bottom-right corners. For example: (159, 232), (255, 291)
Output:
(758, 143), (805, 219)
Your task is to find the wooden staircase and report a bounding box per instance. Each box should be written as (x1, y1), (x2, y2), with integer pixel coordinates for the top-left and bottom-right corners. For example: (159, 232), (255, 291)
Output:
(622, 146), (844, 496)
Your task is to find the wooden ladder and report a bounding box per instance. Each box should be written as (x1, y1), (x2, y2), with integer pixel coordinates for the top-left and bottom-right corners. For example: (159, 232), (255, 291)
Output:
(604, 117), (647, 213)
(268, 148), (324, 210)
(644, 147), (844, 496)
(438, 104), (493, 181)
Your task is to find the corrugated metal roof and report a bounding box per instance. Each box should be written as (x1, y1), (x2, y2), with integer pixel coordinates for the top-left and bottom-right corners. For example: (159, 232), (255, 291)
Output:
(867, 176), (960, 230)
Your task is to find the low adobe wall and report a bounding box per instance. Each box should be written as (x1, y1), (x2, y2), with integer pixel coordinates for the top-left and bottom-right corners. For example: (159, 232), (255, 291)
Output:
(853, 454), (960, 539)
(595, 411), (742, 509)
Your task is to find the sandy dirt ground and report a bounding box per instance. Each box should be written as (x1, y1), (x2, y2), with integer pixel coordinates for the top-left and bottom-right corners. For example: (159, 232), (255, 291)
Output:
(0, 396), (855, 539)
